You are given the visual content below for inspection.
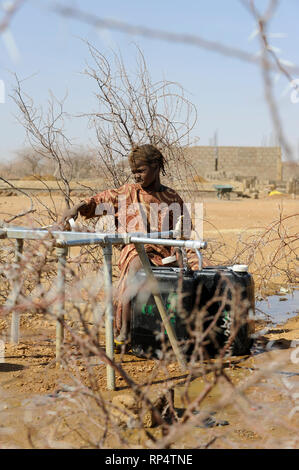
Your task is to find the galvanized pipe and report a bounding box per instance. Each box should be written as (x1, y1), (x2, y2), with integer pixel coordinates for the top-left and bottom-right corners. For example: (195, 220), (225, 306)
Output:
(3, 226), (176, 243)
(57, 236), (207, 250)
(130, 237), (207, 250)
(10, 238), (24, 344)
(195, 248), (203, 271)
(3, 226), (207, 250)
(102, 243), (115, 391)
(55, 245), (68, 365)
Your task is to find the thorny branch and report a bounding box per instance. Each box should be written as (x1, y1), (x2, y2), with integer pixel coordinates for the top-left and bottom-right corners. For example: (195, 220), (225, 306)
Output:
(0, 0), (26, 33)
(0, 176), (35, 223)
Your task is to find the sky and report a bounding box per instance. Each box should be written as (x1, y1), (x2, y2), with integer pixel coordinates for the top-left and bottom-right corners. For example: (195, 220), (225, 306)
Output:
(0, 0), (299, 162)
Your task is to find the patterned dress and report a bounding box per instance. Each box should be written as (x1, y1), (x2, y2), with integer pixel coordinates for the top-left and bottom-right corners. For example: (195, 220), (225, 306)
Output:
(80, 183), (194, 331)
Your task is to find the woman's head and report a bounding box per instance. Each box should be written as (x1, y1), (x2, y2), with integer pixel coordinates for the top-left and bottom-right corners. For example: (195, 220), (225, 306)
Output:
(128, 144), (166, 190)
(128, 145), (165, 174)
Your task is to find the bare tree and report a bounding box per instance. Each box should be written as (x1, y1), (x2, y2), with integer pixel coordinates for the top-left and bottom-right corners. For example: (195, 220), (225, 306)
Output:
(12, 78), (75, 209)
(81, 43), (198, 190)
(14, 148), (44, 176)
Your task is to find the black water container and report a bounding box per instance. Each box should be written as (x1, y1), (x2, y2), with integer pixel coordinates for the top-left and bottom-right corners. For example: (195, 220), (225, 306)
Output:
(131, 266), (254, 360)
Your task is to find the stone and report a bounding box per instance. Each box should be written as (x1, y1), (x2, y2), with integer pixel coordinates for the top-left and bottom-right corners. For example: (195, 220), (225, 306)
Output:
(112, 394), (138, 411)
(110, 387), (174, 429)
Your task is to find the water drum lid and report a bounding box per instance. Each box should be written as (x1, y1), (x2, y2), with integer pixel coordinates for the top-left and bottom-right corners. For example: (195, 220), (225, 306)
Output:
(231, 264), (248, 272)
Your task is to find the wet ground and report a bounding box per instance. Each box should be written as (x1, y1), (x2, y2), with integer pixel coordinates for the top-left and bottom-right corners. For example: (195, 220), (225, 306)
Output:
(0, 287), (298, 448)
(256, 288), (299, 326)
(172, 348), (299, 448)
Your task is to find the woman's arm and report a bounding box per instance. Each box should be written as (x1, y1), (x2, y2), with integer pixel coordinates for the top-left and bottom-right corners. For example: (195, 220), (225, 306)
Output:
(59, 185), (127, 227)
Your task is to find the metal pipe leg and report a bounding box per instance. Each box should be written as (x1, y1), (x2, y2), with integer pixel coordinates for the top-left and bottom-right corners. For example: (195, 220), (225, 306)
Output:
(55, 245), (67, 365)
(195, 248), (203, 271)
(10, 239), (24, 344)
(103, 243), (115, 391)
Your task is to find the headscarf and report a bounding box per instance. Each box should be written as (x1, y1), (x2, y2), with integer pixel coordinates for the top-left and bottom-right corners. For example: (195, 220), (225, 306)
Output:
(128, 144), (166, 176)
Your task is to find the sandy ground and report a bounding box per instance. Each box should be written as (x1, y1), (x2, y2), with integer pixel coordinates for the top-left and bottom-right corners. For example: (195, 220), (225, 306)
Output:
(0, 191), (298, 448)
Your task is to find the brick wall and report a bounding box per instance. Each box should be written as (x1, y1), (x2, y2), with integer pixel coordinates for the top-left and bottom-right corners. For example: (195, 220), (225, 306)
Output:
(184, 146), (282, 180)
(282, 162), (299, 180)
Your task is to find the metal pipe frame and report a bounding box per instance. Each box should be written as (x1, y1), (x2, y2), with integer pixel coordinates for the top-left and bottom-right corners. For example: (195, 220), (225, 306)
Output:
(0, 226), (207, 250)
(0, 225), (207, 390)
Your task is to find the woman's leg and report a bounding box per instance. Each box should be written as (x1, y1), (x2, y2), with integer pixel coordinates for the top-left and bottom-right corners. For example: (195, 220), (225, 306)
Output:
(115, 256), (143, 343)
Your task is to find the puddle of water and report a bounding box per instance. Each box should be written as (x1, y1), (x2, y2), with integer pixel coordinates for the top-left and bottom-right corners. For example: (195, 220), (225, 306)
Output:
(255, 289), (299, 326)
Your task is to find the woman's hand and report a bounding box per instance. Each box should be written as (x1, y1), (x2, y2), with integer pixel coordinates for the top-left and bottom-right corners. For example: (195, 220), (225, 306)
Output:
(59, 202), (87, 229)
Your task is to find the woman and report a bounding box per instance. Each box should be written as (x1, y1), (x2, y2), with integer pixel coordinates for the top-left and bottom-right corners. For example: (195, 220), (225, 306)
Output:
(61, 144), (194, 346)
